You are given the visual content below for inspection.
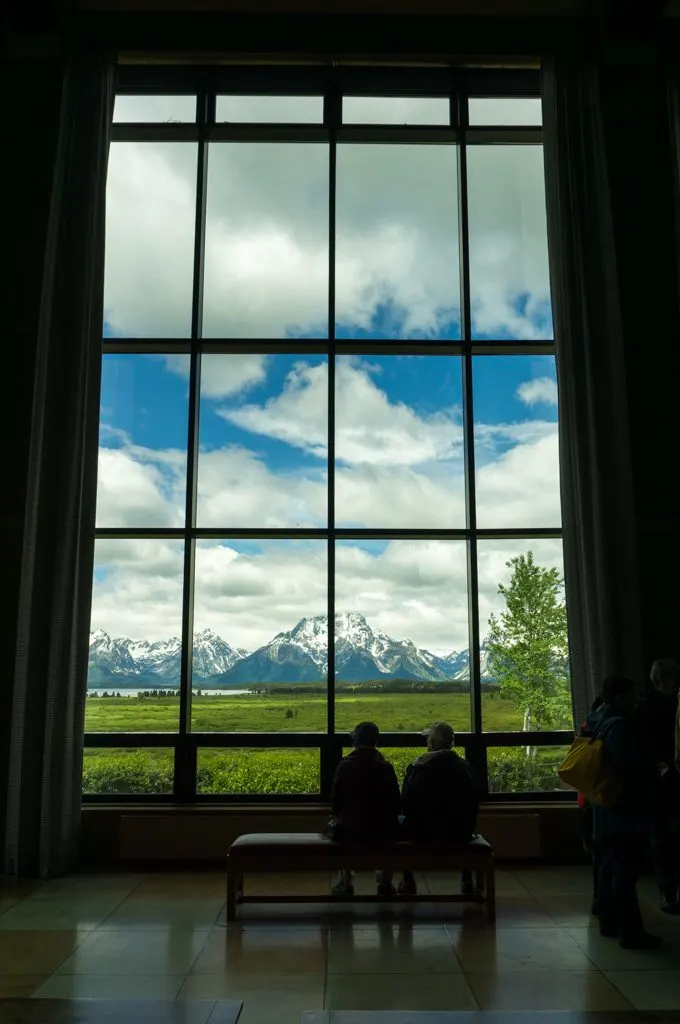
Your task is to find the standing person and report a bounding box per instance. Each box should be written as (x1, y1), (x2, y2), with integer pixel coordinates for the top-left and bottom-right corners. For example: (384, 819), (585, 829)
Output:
(586, 676), (661, 949)
(638, 658), (680, 912)
(328, 721), (401, 898)
(578, 696), (604, 916)
(397, 722), (478, 895)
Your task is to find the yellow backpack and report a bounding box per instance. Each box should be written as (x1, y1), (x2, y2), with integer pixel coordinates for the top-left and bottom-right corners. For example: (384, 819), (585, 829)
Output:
(558, 719), (622, 809)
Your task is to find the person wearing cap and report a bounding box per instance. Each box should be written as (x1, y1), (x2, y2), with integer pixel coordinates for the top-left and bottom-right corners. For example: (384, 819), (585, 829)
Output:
(396, 722), (478, 896)
(328, 721), (401, 898)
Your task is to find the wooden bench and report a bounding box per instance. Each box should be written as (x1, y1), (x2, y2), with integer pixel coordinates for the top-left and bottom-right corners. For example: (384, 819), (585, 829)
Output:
(226, 832), (495, 922)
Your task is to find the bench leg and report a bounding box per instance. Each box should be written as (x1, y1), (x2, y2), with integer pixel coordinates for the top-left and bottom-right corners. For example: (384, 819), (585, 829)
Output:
(226, 867), (240, 921)
(485, 865), (496, 923)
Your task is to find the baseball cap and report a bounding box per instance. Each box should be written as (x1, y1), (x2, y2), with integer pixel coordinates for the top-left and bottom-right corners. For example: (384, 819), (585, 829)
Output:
(425, 721), (454, 749)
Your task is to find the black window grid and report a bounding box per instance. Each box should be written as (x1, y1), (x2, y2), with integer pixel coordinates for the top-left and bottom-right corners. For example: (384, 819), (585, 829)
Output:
(88, 65), (573, 804)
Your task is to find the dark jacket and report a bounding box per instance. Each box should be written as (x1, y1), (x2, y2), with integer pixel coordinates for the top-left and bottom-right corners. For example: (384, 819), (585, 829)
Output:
(401, 748), (478, 842)
(637, 688), (678, 768)
(586, 701), (654, 841)
(330, 747), (401, 840)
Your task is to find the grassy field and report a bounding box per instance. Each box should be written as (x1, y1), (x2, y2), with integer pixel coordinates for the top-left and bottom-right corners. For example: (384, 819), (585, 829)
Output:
(82, 691), (570, 796)
(84, 690), (525, 734)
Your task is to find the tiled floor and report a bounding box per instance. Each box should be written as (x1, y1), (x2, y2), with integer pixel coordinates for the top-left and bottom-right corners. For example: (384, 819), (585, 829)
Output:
(2, 866), (680, 1022)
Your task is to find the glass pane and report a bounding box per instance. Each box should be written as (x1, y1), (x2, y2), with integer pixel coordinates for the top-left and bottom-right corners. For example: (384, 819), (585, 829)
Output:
(468, 97), (542, 126)
(202, 143), (328, 339)
(197, 749), (320, 794)
(467, 145), (552, 341)
(477, 539), (571, 733)
(335, 540), (470, 733)
(192, 540), (327, 730)
(473, 355), (560, 529)
(96, 354), (189, 528)
(487, 746), (571, 794)
(87, 538), (185, 732)
(216, 95), (323, 123)
(196, 354), (327, 528)
(335, 144), (460, 340)
(105, 142), (197, 338)
(335, 355), (464, 528)
(82, 748), (174, 795)
(343, 97), (450, 125)
(113, 95), (196, 123)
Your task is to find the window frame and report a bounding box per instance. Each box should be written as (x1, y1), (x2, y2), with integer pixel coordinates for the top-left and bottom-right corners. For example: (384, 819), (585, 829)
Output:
(87, 64), (573, 805)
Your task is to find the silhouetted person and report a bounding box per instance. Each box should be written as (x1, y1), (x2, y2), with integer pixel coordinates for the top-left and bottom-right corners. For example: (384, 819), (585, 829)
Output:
(638, 658), (680, 911)
(578, 695), (604, 915)
(587, 675), (661, 949)
(328, 721), (400, 898)
(395, 722), (478, 895)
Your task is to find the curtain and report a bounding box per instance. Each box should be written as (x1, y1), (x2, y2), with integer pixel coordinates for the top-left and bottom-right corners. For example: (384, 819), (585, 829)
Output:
(542, 55), (643, 726)
(4, 53), (114, 878)
(667, 64), (680, 300)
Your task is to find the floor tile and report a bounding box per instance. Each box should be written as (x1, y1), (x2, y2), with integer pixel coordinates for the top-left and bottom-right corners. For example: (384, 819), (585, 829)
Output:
(0, 932), (84, 974)
(32, 974), (188, 999)
(130, 877), (227, 901)
(244, 872), (331, 896)
(438, 896), (553, 929)
(180, 971), (324, 1022)
(192, 926), (327, 974)
(466, 969), (633, 1011)
(451, 926), (596, 971)
(0, 976), (46, 997)
(26, 876), (144, 900)
(425, 870), (529, 899)
(55, 928), (211, 975)
(0, 897), (122, 932)
(606, 969), (680, 1009)
(566, 926), (680, 970)
(2, 999), (240, 1024)
(515, 866), (593, 896)
(325, 972), (477, 1011)
(100, 898), (224, 930)
(327, 923), (461, 974)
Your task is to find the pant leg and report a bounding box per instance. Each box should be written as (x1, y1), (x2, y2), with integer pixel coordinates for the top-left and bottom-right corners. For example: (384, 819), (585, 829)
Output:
(600, 836), (645, 940)
(591, 841), (601, 912)
(651, 812), (678, 899)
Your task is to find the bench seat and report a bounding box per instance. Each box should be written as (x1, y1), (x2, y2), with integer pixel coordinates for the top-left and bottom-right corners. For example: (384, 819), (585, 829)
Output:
(226, 832), (495, 921)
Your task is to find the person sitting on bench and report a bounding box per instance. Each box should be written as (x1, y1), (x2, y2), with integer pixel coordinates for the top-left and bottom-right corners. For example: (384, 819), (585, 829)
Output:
(328, 721), (401, 898)
(397, 721), (479, 895)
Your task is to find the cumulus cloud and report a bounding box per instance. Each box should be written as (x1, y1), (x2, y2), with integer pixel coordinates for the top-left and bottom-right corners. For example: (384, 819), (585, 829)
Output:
(103, 121), (551, 341)
(165, 353), (268, 398)
(516, 376), (558, 407)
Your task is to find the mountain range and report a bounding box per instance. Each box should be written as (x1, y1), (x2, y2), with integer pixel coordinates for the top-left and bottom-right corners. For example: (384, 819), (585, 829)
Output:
(88, 612), (491, 688)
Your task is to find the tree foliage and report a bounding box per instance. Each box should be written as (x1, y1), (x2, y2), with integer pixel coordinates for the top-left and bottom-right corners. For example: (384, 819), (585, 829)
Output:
(487, 551), (571, 731)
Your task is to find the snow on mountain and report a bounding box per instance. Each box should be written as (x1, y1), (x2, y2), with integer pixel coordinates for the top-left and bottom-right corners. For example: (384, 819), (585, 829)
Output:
(89, 616), (490, 688)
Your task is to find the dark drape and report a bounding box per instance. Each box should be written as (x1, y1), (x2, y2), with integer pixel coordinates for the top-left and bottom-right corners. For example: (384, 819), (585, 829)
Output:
(4, 53), (114, 877)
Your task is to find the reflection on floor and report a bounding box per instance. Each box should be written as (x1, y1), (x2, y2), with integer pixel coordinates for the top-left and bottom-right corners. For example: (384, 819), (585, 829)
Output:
(2, 867), (680, 1023)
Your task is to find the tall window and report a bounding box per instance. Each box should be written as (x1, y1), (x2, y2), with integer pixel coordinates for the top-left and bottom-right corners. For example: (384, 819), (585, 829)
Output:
(85, 69), (571, 801)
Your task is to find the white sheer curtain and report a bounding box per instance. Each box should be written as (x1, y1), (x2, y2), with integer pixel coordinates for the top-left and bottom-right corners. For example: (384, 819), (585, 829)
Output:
(542, 55), (643, 726)
(4, 53), (114, 878)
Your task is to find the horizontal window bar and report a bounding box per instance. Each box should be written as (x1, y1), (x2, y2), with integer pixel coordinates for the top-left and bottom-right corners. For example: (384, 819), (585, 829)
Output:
(102, 339), (556, 356)
(84, 733), (180, 747)
(464, 128), (542, 144)
(112, 124), (200, 142)
(210, 125), (329, 142)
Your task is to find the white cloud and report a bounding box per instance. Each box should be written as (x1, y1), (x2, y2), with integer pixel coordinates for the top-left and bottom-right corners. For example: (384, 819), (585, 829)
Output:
(516, 376), (558, 407)
(104, 129), (551, 341)
(165, 353), (268, 398)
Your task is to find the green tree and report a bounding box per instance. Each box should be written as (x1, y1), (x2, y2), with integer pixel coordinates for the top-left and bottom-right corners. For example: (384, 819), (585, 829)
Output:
(487, 551), (571, 734)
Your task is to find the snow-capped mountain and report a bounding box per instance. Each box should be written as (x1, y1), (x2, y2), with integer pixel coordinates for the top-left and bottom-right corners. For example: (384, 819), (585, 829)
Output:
(88, 627), (246, 686)
(89, 614), (489, 688)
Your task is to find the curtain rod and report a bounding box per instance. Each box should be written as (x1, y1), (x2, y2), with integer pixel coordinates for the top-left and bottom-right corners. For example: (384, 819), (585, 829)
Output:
(118, 53), (541, 68)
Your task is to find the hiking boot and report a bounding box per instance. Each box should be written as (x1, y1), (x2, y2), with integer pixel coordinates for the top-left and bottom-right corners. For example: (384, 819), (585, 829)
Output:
(619, 930), (663, 950)
(461, 878), (475, 896)
(377, 882), (397, 896)
(331, 880), (354, 899)
(590, 898), (601, 917)
(397, 877), (417, 896)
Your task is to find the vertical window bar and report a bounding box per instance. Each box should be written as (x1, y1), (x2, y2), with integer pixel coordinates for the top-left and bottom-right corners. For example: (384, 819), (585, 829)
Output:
(326, 82), (340, 771)
(176, 84), (209, 799)
(457, 91), (484, 754)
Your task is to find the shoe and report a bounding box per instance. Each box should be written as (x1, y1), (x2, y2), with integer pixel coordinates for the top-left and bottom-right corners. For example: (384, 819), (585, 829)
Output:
(619, 931), (663, 950)
(461, 879), (475, 896)
(397, 878), (417, 896)
(598, 920), (618, 939)
(331, 881), (354, 899)
(590, 899), (601, 917)
(377, 882), (397, 896)
(661, 886), (680, 914)
(661, 900), (680, 915)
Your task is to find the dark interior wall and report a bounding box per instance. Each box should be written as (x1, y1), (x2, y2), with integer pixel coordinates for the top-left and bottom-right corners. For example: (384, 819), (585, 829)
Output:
(598, 48), (680, 674)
